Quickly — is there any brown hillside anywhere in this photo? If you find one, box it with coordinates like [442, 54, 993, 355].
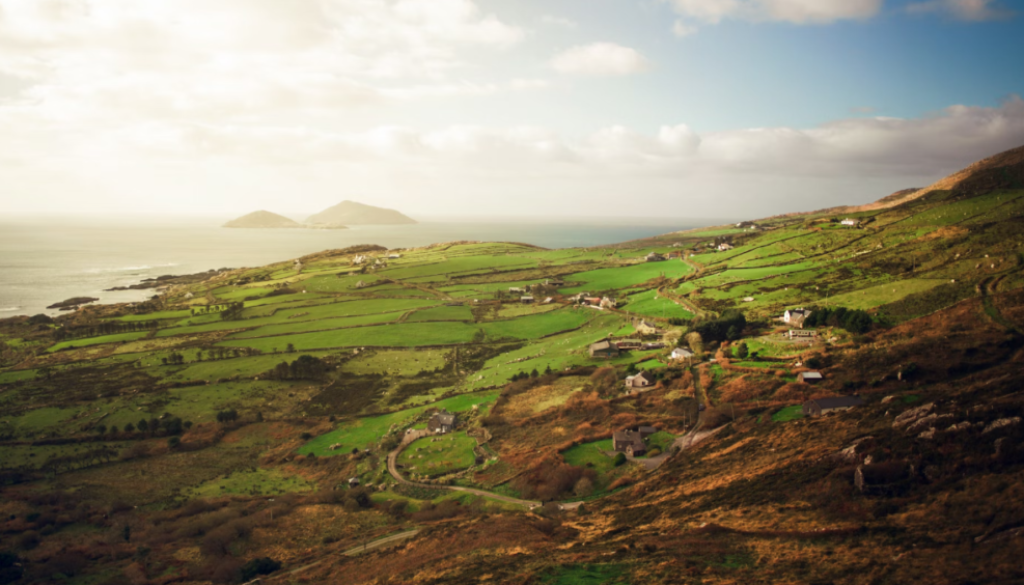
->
[851, 143, 1024, 212]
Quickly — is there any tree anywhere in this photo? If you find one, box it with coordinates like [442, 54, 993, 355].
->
[167, 436, 180, 449]
[613, 453, 627, 467]
[574, 476, 594, 498]
[256, 411, 264, 423]
[137, 419, 148, 432]
[95, 425, 107, 435]
[685, 331, 704, 356]
[286, 343, 296, 353]
[735, 342, 749, 359]
[124, 422, 135, 433]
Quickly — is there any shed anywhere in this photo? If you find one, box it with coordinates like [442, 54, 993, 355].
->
[803, 395, 864, 417]
[797, 371, 824, 384]
[637, 425, 657, 438]
[521, 296, 534, 304]
[589, 340, 620, 359]
[348, 477, 361, 487]
[615, 339, 642, 350]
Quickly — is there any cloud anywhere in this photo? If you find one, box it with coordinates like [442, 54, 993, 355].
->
[672, 20, 699, 37]
[541, 15, 578, 28]
[3, 96, 1023, 217]
[664, 0, 883, 35]
[906, 0, 1014, 21]
[550, 43, 649, 76]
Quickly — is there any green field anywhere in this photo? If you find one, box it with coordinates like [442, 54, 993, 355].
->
[298, 391, 499, 456]
[187, 468, 316, 498]
[398, 432, 478, 477]
[562, 261, 693, 294]
[561, 439, 615, 473]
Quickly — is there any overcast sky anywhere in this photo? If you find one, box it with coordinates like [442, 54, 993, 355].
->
[1, 0, 1023, 220]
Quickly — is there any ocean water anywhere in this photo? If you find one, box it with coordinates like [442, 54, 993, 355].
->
[0, 216, 718, 317]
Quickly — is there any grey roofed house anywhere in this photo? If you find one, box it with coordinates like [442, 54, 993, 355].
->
[612, 430, 647, 456]
[521, 296, 534, 303]
[645, 252, 667, 262]
[803, 395, 864, 417]
[637, 425, 657, 437]
[427, 409, 457, 433]
[589, 340, 620, 359]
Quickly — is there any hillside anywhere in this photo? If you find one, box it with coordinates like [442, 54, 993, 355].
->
[0, 145, 1022, 584]
[222, 210, 303, 229]
[305, 200, 417, 226]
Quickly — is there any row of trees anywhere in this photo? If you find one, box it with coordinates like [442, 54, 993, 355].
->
[261, 355, 329, 381]
[53, 319, 158, 341]
[803, 306, 874, 333]
[219, 302, 245, 321]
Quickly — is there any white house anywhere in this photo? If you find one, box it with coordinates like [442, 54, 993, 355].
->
[717, 243, 734, 251]
[671, 347, 694, 360]
[841, 219, 861, 227]
[624, 371, 655, 390]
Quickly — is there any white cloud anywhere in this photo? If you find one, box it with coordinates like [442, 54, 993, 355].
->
[664, 0, 883, 34]
[541, 15, 578, 28]
[550, 43, 649, 77]
[672, 20, 699, 37]
[906, 0, 1014, 21]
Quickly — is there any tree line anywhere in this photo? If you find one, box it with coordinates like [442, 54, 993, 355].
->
[53, 320, 158, 341]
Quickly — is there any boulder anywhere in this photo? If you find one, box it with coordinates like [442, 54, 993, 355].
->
[893, 403, 935, 430]
[983, 417, 1021, 434]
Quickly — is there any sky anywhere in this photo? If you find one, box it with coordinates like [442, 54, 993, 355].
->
[0, 0, 1023, 221]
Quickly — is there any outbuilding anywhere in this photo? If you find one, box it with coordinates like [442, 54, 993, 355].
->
[802, 395, 864, 417]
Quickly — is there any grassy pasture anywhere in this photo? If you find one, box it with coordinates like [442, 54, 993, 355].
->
[48, 331, 150, 353]
[561, 439, 615, 473]
[406, 305, 474, 322]
[772, 404, 805, 422]
[187, 468, 315, 498]
[562, 261, 693, 293]
[226, 310, 407, 339]
[341, 349, 448, 377]
[398, 432, 478, 477]
[299, 391, 498, 456]
[825, 278, 947, 310]
[158, 298, 438, 338]
[621, 289, 694, 320]
[0, 369, 37, 384]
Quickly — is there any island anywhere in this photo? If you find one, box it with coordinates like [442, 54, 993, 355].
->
[305, 200, 417, 226]
[223, 210, 306, 229]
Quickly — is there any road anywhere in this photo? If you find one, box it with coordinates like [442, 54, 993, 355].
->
[342, 529, 421, 556]
[386, 445, 542, 509]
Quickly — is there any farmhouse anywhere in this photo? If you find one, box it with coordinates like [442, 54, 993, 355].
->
[509, 287, 524, 294]
[717, 243, 734, 251]
[788, 329, 817, 341]
[841, 218, 861, 227]
[615, 339, 642, 351]
[600, 296, 618, 309]
[589, 340, 620, 359]
[803, 395, 863, 417]
[388, 253, 402, 259]
[625, 371, 655, 390]
[645, 252, 667, 262]
[583, 297, 602, 306]
[797, 371, 824, 384]
[521, 296, 534, 304]
[784, 308, 812, 327]
[633, 318, 661, 336]
[544, 278, 565, 287]
[671, 347, 694, 360]
[612, 430, 647, 457]
[427, 410, 457, 434]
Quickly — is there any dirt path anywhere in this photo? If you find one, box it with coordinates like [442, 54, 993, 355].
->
[386, 445, 542, 509]
[342, 529, 422, 556]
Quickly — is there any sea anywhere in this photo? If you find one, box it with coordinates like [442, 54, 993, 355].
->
[0, 216, 724, 317]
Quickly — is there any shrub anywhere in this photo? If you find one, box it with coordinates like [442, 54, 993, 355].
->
[0, 552, 23, 585]
[17, 531, 40, 551]
[240, 557, 281, 582]
[613, 453, 627, 467]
